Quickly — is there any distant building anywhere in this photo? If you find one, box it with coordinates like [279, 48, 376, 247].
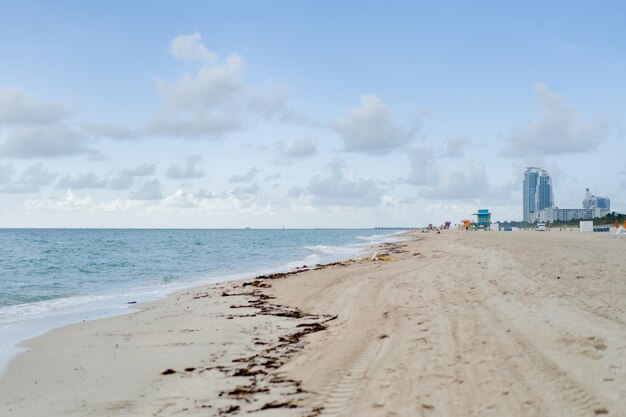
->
[523, 168, 539, 222]
[582, 188, 610, 211]
[523, 169, 611, 223]
[532, 188, 610, 223]
[523, 167, 553, 222]
[533, 207, 609, 223]
[536, 171, 554, 211]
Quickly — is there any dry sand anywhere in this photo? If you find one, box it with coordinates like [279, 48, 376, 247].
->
[1, 230, 625, 416]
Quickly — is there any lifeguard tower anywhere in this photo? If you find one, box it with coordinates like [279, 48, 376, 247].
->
[473, 209, 491, 230]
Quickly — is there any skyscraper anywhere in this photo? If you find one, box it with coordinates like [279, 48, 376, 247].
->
[523, 167, 553, 221]
[523, 167, 539, 222]
[535, 170, 554, 211]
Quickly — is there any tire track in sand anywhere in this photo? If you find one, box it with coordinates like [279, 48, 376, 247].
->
[317, 338, 388, 417]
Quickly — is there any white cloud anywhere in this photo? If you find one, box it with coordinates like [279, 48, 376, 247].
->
[247, 80, 291, 119]
[406, 146, 438, 186]
[109, 163, 157, 190]
[56, 172, 108, 189]
[148, 112, 241, 138]
[157, 189, 271, 215]
[195, 189, 220, 199]
[284, 136, 317, 158]
[289, 158, 384, 206]
[0, 164, 14, 184]
[0, 89, 67, 126]
[228, 167, 258, 183]
[420, 161, 502, 200]
[148, 50, 245, 139]
[0, 123, 95, 160]
[0, 163, 57, 193]
[232, 183, 260, 198]
[20, 163, 56, 186]
[148, 33, 298, 139]
[443, 137, 469, 158]
[332, 94, 422, 154]
[166, 155, 206, 179]
[25, 190, 94, 212]
[129, 178, 163, 200]
[18, 187, 267, 219]
[274, 136, 318, 164]
[155, 54, 245, 112]
[500, 83, 612, 157]
[263, 173, 283, 182]
[0, 90, 98, 160]
[83, 122, 137, 140]
[169, 32, 217, 64]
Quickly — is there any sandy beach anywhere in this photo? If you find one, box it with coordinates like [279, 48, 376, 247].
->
[1, 230, 626, 416]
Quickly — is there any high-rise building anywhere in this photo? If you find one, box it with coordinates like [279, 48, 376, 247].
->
[536, 170, 554, 211]
[523, 167, 539, 222]
[523, 167, 553, 221]
[583, 188, 610, 211]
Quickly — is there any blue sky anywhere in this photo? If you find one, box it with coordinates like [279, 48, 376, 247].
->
[0, 1, 624, 227]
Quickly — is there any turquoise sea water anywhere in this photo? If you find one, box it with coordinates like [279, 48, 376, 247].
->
[0, 228, 403, 373]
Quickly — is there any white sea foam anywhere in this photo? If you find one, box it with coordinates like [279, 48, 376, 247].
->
[357, 230, 409, 244]
[303, 244, 363, 256]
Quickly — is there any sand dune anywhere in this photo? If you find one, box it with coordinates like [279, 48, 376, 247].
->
[1, 230, 625, 416]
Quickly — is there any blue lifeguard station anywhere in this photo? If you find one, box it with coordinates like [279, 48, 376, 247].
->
[473, 209, 491, 229]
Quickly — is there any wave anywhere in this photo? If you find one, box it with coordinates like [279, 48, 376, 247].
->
[356, 230, 409, 244]
[303, 244, 363, 256]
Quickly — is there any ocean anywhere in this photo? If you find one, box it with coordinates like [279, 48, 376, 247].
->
[0, 228, 403, 374]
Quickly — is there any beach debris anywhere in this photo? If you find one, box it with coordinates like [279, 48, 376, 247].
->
[160, 368, 176, 375]
[210, 285, 338, 414]
[242, 280, 271, 288]
[221, 291, 256, 297]
[422, 403, 435, 410]
[127, 301, 137, 304]
[368, 251, 394, 262]
[296, 322, 327, 331]
[218, 404, 240, 414]
[184, 259, 354, 414]
[594, 409, 609, 415]
[257, 401, 298, 410]
[314, 261, 345, 270]
[220, 385, 269, 398]
[232, 367, 266, 377]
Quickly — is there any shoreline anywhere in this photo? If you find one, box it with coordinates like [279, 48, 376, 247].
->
[0, 230, 407, 376]
[0, 237, 409, 416]
[2, 230, 625, 416]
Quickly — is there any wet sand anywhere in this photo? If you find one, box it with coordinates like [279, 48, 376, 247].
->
[1, 230, 626, 416]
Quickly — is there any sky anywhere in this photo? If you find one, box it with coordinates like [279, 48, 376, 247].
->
[0, 1, 625, 228]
